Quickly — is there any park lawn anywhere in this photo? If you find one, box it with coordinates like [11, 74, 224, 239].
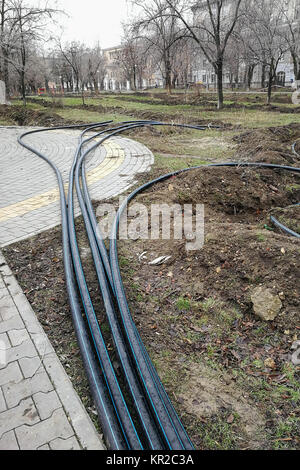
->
[5, 93, 299, 163]
[129, 127, 237, 164]
[27, 92, 300, 129]
[13, 99, 46, 110]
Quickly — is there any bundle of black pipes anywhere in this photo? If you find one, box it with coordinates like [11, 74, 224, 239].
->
[18, 121, 300, 450]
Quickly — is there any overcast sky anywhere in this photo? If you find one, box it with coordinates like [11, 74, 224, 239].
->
[53, 0, 136, 49]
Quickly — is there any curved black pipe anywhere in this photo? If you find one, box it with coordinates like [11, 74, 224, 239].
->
[18, 123, 128, 450]
[74, 137, 163, 449]
[67, 125, 143, 450]
[77, 122, 300, 450]
[76, 121, 220, 450]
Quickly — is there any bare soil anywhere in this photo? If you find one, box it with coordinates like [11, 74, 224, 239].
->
[0, 104, 72, 126]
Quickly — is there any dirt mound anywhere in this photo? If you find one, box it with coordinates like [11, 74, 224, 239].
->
[0, 104, 67, 126]
[131, 164, 299, 334]
[137, 167, 299, 222]
[130, 91, 295, 110]
[115, 156, 299, 449]
[234, 124, 300, 166]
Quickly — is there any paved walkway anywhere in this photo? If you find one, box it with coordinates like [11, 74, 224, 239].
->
[0, 253, 104, 450]
[0, 127, 154, 247]
[0, 126, 154, 450]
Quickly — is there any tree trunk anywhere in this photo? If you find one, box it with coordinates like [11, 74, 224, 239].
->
[267, 58, 274, 105]
[133, 66, 137, 90]
[247, 64, 255, 90]
[3, 52, 9, 98]
[164, 53, 172, 94]
[93, 79, 99, 93]
[20, 70, 26, 106]
[216, 59, 224, 110]
[261, 64, 266, 89]
[165, 68, 172, 94]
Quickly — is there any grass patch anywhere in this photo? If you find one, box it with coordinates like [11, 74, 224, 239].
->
[55, 108, 134, 124]
[196, 412, 241, 450]
[176, 297, 191, 311]
[27, 92, 300, 129]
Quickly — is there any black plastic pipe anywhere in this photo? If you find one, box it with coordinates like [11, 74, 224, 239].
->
[18, 123, 128, 450]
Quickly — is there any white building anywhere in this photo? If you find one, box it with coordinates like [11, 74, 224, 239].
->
[191, 0, 300, 89]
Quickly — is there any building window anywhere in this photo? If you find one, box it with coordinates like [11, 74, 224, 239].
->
[202, 74, 207, 83]
[277, 71, 286, 86]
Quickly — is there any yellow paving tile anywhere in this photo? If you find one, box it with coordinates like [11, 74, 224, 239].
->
[0, 142, 125, 223]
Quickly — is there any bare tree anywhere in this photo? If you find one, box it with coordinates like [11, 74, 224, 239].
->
[86, 43, 106, 93]
[282, 0, 300, 84]
[0, 0, 15, 96]
[224, 33, 242, 90]
[243, 0, 287, 104]
[171, 37, 193, 88]
[116, 30, 147, 90]
[131, 0, 186, 93]
[0, 0, 60, 102]
[238, 26, 259, 90]
[55, 40, 90, 103]
[166, 0, 244, 109]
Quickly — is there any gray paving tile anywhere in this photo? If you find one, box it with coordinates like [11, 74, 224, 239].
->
[8, 328, 30, 346]
[0, 398, 40, 438]
[0, 339, 37, 370]
[18, 356, 44, 379]
[0, 430, 19, 450]
[49, 435, 80, 450]
[0, 387, 6, 412]
[0, 361, 23, 387]
[15, 408, 73, 450]
[0, 128, 154, 247]
[0, 315, 25, 334]
[3, 370, 53, 408]
[33, 390, 62, 420]
[38, 443, 50, 450]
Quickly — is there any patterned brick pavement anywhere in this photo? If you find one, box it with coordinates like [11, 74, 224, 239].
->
[0, 127, 154, 247]
[0, 253, 104, 450]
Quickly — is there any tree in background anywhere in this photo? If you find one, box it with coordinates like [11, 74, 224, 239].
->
[0, 0, 60, 103]
[282, 0, 300, 84]
[54, 40, 107, 102]
[86, 43, 106, 93]
[130, 0, 187, 93]
[243, 0, 287, 104]
[166, 0, 244, 109]
[115, 28, 147, 90]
